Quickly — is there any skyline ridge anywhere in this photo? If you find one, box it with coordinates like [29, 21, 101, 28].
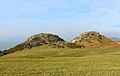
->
[0, 0, 120, 50]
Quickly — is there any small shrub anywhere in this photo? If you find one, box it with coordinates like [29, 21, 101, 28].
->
[66, 43, 83, 48]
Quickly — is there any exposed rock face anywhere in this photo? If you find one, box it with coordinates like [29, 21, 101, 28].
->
[71, 31, 116, 48]
[1, 32, 119, 56]
[25, 33, 65, 47]
[1, 33, 66, 55]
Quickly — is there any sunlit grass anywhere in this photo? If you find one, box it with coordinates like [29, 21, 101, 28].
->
[0, 47, 120, 76]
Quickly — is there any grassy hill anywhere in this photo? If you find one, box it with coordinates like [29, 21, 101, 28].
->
[0, 31, 120, 76]
[1, 33, 66, 56]
[0, 46, 120, 76]
[1, 31, 119, 56]
[1, 33, 83, 56]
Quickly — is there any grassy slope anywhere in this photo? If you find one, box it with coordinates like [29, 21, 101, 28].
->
[0, 46, 120, 76]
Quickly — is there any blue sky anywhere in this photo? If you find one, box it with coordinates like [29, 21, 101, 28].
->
[0, 0, 120, 50]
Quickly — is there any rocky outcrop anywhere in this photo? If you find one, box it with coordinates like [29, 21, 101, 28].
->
[1, 33, 66, 55]
[1, 31, 119, 56]
[24, 33, 84, 48]
[25, 33, 65, 47]
[71, 31, 116, 48]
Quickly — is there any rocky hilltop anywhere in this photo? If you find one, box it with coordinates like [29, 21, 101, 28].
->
[1, 33, 66, 55]
[71, 31, 119, 48]
[25, 33, 65, 47]
[1, 33, 82, 56]
[1, 31, 119, 56]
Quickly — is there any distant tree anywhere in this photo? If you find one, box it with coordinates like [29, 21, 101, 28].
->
[66, 43, 83, 48]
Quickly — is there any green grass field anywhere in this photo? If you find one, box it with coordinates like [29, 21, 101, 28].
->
[0, 46, 120, 76]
